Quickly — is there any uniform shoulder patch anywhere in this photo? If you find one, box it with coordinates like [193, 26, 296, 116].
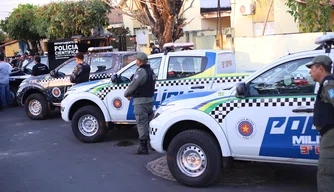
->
[323, 80, 328, 87]
[328, 88, 334, 99]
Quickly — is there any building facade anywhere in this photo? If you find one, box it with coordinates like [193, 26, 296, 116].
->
[122, 0, 233, 52]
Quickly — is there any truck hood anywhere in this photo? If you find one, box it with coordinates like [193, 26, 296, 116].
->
[19, 74, 50, 86]
[68, 79, 110, 93]
[9, 74, 31, 80]
[161, 90, 234, 110]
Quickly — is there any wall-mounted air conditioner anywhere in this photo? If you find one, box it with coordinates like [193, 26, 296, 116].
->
[239, 4, 255, 16]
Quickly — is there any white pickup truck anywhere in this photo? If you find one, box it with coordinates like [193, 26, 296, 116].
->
[60, 49, 249, 143]
[149, 34, 334, 187]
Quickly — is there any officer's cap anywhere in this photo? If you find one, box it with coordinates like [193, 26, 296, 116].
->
[149, 42, 154, 48]
[135, 52, 148, 61]
[306, 55, 333, 68]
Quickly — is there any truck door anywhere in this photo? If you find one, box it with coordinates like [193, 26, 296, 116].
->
[156, 54, 213, 105]
[225, 57, 319, 162]
[106, 57, 163, 122]
[48, 58, 77, 104]
[89, 55, 115, 80]
[210, 52, 245, 90]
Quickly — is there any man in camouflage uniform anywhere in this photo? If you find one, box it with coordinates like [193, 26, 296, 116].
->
[124, 52, 156, 155]
[307, 55, 334, 192]
[70, 52, 90, 84]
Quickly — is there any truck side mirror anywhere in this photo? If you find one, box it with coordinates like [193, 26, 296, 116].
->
[111, 74, 118, 84]
[50, 70, 56, 77]
[235, 82, 247, 98]
[23, 67, 29, 74]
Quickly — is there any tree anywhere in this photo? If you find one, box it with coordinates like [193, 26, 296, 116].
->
[38, 0, 112, 39]
[285, 0, 333, 32]
[0, 4, 44, 52]
[104, 0, 195, 48]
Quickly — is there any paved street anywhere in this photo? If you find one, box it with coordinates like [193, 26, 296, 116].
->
[0, 106, 318, 192]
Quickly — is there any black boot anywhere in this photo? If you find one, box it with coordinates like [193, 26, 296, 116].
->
[136, 140, 148, 155]
[148, 141, 155, 151]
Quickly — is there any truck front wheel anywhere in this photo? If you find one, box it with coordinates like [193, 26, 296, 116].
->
[167, 129, 222, 187]
[72, 106, 108, 143]
[24, 93, 48, 120]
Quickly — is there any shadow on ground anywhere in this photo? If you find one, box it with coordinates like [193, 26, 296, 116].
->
[147, 156, 317, 187]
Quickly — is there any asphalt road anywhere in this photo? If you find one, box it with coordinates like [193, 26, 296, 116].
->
[0, 106, 317, 192]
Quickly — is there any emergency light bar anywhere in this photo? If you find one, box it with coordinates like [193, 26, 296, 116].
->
[315, 34, 334, 44]
[163, 42, 194, 49]
[87, 46, 113, 52]
[315, 34, 334, 53]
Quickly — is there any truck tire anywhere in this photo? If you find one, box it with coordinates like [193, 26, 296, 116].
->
[10, 86, 18, 106]
[24, 93, 48, 120]
[167, 129, 222, 187]
[72, 106, 108, 143]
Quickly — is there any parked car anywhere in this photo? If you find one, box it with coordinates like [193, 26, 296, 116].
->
[17, 51, 137, 120]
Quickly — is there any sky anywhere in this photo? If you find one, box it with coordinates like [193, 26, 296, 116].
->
[0, 0, 232, 21]
[0, 0, 57, 20]
[200, 0, 231, 8]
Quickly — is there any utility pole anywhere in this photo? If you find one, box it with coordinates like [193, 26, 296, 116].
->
[217, 0, 223, 49]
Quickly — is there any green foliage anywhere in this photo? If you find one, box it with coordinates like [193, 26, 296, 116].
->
[0, 0, 112, 42]
[285, 0, 333, 32]
[0, 31, 7, 42]
[0, 4, 43, 41]
[39, 0, 111, 39]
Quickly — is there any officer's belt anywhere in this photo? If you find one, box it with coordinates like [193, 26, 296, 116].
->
[319, 126, 334, 136]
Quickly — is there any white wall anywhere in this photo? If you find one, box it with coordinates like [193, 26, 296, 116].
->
[273, 0, 299, 34]
[234, 32, 330, 71]
[182, 0, 202, 31]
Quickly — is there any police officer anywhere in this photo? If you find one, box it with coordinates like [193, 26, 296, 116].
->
[31, 55, 49, 76]
[70, 52, 91, 84]
[307, 55, 334, 192]
[124, 52, 155, 155]
[150, 43, 160, 54]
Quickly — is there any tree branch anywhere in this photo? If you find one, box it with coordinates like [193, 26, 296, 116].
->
[179, 0, 195, 17]
[102, 0, 193, 47]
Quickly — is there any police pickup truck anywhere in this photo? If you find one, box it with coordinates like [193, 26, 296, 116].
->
[148, 34, 334, 187]
[60, 49, 249, 143]
[17, 51, 136, 120]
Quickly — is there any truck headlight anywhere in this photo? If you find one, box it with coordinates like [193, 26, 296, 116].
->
[153, 104, 174, 119]
[63, 89, 76, 99]
[18, 80, 28, 88]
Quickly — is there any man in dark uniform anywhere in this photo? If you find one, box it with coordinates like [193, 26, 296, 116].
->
[70, 52, 91, 84]
[31, 55, 49, 76]
[307, 55, 334, 192]
[150, 43, 160, 54]
[124, 52, 156, 155]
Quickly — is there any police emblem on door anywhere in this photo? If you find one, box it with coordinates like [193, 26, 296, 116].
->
[112, 97, 123, 110]
[52, 87, 61, 98]
[236, 118, 256, 139]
